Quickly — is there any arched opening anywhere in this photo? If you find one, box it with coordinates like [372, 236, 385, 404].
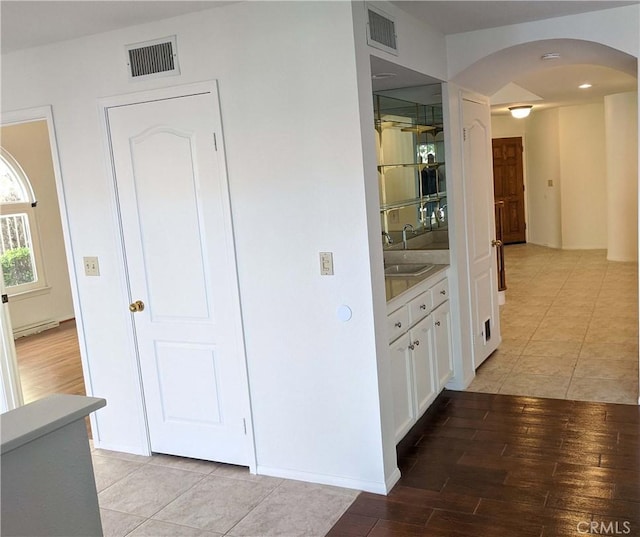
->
[460, 39, 638, 404]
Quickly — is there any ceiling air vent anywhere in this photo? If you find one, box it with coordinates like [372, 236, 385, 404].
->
[366, 5, 398, 55]
[125, 36, 180, 81]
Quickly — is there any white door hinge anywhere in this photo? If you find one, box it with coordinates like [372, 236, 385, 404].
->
[242, 418, 247, 435]
[213, 132, 218, 151]
[463, 128, 467, 141]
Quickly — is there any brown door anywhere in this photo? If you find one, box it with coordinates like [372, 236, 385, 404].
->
[492, 137, 526, 244]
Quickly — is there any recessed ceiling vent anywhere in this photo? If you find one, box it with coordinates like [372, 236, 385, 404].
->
[125, 36, 180, 81]
[366, 5, 398, 55]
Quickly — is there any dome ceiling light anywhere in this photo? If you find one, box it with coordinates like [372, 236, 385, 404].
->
[509, 105, 533, 119]
[579, 83, 593, 89]
[541, 52, 561, 61]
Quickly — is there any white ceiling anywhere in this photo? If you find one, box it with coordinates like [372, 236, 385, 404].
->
[2, 1, 638, 114]
[379, 2, 639, 114]
[392, 1, 639, 35]
[0, 1, 230, 54]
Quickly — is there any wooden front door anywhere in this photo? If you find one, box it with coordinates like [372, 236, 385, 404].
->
[492, 137, 526, 244]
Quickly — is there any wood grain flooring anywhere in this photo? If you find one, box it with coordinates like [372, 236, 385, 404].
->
[328, 389, 640, 537]
[15, 319, 86, 404]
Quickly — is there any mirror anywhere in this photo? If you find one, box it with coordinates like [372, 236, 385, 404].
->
[374, 86, 448, 250]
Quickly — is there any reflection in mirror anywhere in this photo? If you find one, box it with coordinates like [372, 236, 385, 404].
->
[374, 86, 448, 250]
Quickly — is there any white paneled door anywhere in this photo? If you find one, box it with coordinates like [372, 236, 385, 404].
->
[107, 88, 251, 465]
[462, 95, 501, 369]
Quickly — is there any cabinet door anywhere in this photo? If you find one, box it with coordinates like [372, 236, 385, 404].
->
[409, 315, 437, 417]
[433, 301, 453, 390]
[389, 333, 415, 443]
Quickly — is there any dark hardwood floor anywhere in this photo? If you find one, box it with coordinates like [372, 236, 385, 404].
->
[328, 390, 640, 537]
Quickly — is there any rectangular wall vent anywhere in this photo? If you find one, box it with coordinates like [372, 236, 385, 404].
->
[125, 36, 180, 81]
[366, 5, 398, 55]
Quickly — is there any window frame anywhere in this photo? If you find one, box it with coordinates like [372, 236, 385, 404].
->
[0, 147, 46, 295]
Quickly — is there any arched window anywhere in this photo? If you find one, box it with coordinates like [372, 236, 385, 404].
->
[0, 148, 44, 294]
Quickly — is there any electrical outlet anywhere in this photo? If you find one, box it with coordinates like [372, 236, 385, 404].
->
[83, 256, 100, 277]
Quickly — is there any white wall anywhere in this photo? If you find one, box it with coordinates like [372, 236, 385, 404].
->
[1, 2, 395, 492]
[0, 121, 75, 332]
[491, 115, 526, 139]
[517, 110, 562, 248]
[559, 104, 608, 249]
[606, 92, 639, 261]
[492, 99, 637, 249]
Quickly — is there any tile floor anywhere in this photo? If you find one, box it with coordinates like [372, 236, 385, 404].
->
[94, 243, 638, 537]
[93, 446, 358, 537]
[468, 244, 639, 404]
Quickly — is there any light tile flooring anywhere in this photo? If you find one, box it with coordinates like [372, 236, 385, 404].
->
[468, 244, 639, 404]
[93, 446, 358, 537]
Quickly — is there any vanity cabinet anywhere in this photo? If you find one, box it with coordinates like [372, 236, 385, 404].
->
[387, 272, 452, 443]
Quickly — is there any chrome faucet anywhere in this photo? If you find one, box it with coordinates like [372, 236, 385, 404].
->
[402, 224, 415, 250]
[382, 231, 393, 245]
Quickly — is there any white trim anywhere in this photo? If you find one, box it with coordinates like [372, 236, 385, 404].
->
[256, 465, 395, 494]
[0, 106, 86, 416]
[13, 320, 59, 340]
[7, 285, 52, 301]
[0, 279, 23, 412]
[97, 81, 257, 469]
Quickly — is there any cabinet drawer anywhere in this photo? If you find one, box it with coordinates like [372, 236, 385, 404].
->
[387, 306, 409, 343]
[430, 278, 449, 309]
[408, 291, 433, 325]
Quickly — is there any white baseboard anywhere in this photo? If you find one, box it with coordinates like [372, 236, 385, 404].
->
[256, 465, 392, 494]
[13, 320, 59, 339]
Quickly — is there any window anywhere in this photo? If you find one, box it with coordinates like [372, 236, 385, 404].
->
[0, 148, 43, 294]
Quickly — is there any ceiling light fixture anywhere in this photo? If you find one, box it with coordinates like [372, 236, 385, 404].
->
[371, 72, 396, 80]
[579, 83, 592, 89]
[509, 105, 533, 119]
[541, 52, 561, 61]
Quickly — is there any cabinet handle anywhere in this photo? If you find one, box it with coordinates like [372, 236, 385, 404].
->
[413, 339, 420, 346]
[435, 321, 441, 327]
[419, 304, 427, 310]
[395, 321, 402, 328]
[408, 343, 414, 350]
[440, 290, 446, 295]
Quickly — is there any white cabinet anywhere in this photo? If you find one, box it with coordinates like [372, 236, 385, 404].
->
[388, 333, 414, 441]
[410, 315, 437, 417]
[387, 272, 452, 443]
[433, 300, 453, 388]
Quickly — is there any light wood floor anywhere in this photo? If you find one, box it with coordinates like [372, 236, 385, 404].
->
[15, 319, 86, 404]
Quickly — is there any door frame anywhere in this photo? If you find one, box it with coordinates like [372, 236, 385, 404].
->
[0, 106, 89, 413]
[98, 81, 256, 470]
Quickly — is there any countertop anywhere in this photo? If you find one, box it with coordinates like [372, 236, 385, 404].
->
[385, 263, 449, 303]
[1, 394, 106, 454]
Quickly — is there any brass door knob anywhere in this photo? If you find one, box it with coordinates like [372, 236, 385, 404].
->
[491, 239, 503, 247]
[129, 300, 145, 313]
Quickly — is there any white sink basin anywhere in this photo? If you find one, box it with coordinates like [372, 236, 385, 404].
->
[384, 263, 435, 277]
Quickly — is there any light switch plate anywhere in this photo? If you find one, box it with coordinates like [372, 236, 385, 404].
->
[319, 252, 334, 275]
[83, 256, 100, 276]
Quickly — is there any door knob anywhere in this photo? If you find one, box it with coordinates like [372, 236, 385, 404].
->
[491, 239, 503, 247]
[129, 300, 145, 313]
